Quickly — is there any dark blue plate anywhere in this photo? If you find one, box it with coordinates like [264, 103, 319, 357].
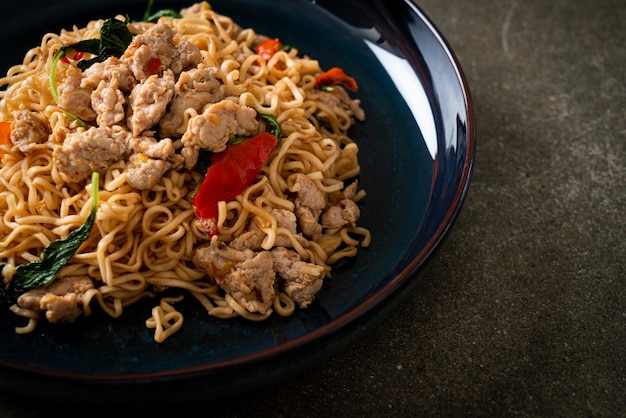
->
[0, 0, 475, 404]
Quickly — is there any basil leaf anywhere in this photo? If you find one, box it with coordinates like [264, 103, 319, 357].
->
[11, 173, 100, 290]
[258, 113, 282, 143]
[64, 39, 100, 56]
[228, 136, 247, 146]
[50, 16, 133, 124]
[76, 57, 103, 71]
[145, 9, 182, 23]
[143, 0, 182, 22]
[62, 16, 133, 71]
[195, 149, 213, 174]
[98, 16, 134, 57]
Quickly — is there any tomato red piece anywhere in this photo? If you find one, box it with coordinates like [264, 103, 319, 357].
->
[255, 38, 282, 62]
[315, 67, 359, 92]
[146, 57, 161, 75]
[0, 121, 12, 158]
[60, 50, 85, 64]
[192, 132, 279, 236]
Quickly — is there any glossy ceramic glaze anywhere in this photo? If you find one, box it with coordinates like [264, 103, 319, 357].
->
[0, 0, 475, 403]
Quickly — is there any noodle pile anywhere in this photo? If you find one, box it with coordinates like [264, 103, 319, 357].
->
[0, 2, 369, 342]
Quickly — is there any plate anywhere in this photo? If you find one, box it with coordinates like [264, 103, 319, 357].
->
[0, 0, 475, 404]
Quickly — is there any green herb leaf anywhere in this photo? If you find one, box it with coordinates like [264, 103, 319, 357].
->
[49, 16, 133, 126]
[145, 9, 182, 23]
[143, 0, 182, 22]
[54, 16, 133, 72]
[194, 149, 213, 175]
[11, 173, 100, 290]
[65, 39, 101, 56]
[258, 113, 282, 143]
[228, 136, 247, 146]
[191, 150, 212, 198]
[76, 16, 133, 70]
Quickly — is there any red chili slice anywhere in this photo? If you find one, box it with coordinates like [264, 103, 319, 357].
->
[315, 67, 359, 92]
[0, 121, 12, 158]
[146, 57, 161, 75]
[255, 38, 282, 62]
[192, 132, 279, 236]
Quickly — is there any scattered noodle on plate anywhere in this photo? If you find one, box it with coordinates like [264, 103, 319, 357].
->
[0, 1, 369, 342]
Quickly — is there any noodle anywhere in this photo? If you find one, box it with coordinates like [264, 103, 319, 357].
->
[0, 2, 369, 342]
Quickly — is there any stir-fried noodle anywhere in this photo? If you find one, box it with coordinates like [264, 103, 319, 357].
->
[0, 2, 369, 342]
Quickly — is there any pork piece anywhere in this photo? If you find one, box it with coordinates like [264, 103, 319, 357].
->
[292, 174, 325, 212]
[291, 173, 326, 240]
[53, 126, 130, 182]
[181, 100, 259, 169]
[321, 199, 360, 229]
[271, 247, 325, 308]
[296, 206, 322, 240]
[57, 65, 97, 122]
[159, 64, 224, 138]
[194, 237, 276, 314]
[125, 154, 168, 190]
[121, 22, 180, 82]
[17, 276, 94, 324]
[81, 57, 136, 92]
[320, 180, 360, 228]
[125, 136, 183, 190]
[171, 37, 203, 75]
[91, 78, 126, 127]
[228, 227, 265, 251]
[229, 209, 304, 251]
[341, 180, 358, 200]
[316, 86, 365, 122]
[127, 70, 175, 136]
[272, 208, 302, 247]
[9, 110, 50, 153]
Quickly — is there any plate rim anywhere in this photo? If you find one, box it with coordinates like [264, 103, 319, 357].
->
[0, 0, 476, 391]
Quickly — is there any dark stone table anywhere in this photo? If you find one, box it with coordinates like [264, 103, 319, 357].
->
[1, 0, 624, 416]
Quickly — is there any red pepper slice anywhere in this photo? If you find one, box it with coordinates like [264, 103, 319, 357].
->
[192, 132, 279, 236]
[255, 38, 282, 62]
[0, 121, 11, 158]
[60, 50, 85, 64]
[315, 67, 358, 92]
[146, 57, 161, 75]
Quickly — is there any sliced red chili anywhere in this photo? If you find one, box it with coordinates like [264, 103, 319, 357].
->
[0, 121, 12, 158]
[60, 50, 85, 64]
[255, 38, 282, 62]
[192, 132, 279, 236]
[146, 57, 161, 75]
[315, 67, 359, 92]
